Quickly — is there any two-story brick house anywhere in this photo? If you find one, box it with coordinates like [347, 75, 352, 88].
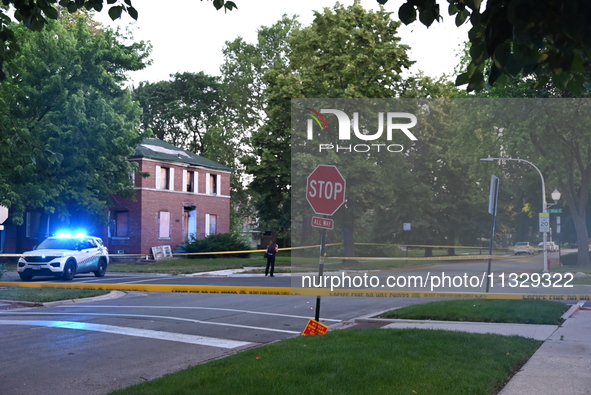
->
[1, 137, 232, 257]
[102, 137, 232, 256]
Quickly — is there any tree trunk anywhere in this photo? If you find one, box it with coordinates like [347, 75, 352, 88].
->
[572, 211, 590, 266]
[559, 179, 590, 267]
[342, 227, 356, 264]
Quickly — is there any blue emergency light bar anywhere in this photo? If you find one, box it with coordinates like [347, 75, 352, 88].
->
[55, 231, 87, 239]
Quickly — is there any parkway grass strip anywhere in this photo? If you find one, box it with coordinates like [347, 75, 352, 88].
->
[109, 328, 541, 395]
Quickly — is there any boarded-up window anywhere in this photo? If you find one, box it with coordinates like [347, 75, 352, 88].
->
[209, 214, 217, 235]
[114, 211, 129, 237]
[156, 166, 174, 190]
[210, 174, 216, 194]
[159, 211, 170, 238]
[25, 212, 41, 239]
[205, 214, 217, 236]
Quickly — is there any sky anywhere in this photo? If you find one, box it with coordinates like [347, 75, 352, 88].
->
[95, 0, 470, 85]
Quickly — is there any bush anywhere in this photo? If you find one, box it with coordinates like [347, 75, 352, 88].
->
[183, 233, 252, 258]
[560, 251, 591, 266]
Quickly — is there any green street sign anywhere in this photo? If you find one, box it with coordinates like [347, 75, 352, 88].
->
[547, 209, 562, 213]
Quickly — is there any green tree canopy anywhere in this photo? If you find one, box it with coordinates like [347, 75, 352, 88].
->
[134, 71, 253, 233]
[134, 72, 222, 156]
[0, 13, 150, 224]
[382, 0, 591, 93]
[244, 2, 418, 243]
[6, 1, 591, 94]
[219, 15, 300, 238]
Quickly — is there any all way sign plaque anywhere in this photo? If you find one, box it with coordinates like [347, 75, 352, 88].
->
[311, 216, 334, 230]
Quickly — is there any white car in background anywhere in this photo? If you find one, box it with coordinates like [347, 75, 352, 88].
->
[514, 242, 534, 255]
[538, 241, 558, 252]
[18, 233, 109, 281]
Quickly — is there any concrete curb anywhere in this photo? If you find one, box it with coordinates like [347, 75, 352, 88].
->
[0, 290, 126, 309]
[41, 290, 127, 307]
[560, 300, 585, 320]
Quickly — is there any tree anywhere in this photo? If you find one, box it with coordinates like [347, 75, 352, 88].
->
[0, 13, 149, 225]
[253, 2, 417, 249]
[134, 72, 222, 155]
[221, 16, 299, 241]
[220, 14, 299, 134]
[379, 0, 591, 93]
[498, 100, 591, 266]
[134, 71, 252, 233]
[454, 46, 591, 266]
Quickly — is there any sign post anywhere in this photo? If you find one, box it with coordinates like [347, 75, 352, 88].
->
[306, 165, 346, 323]
[403, 223, 411, 266]
[557, 215, 561, 264]
[486, 175, 499, 292]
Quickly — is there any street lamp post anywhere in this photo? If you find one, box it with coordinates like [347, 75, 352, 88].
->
[480, 157, 560, 272]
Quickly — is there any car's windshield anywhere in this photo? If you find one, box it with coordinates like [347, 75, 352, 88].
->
[516, 242, 528, 246]
[36, 238, 81, 250]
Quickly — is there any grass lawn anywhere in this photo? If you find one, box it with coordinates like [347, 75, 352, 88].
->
[0, 287, 109, 302]
[108, 328, 541, 395]
[2, 250, 513, 277]
[106, 256, 293, 275]
[379, 299, 570, 325]
[549, 264, 591, 285]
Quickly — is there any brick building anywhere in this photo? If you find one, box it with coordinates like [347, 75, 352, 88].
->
[2, 137, 232, 257]
[101, 137, 232, 256]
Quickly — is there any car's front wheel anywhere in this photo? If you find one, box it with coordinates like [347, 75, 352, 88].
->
[19, 273, 33, 281]
[94, 259, 107, 277]
[62, 261, 76, 281]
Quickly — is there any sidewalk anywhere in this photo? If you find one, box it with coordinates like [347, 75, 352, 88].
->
[499, 306, 591, 395]
[352, 302, 591, 394]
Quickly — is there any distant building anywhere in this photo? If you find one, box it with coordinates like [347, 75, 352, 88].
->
[2, 137, 232, 257]
[103, 137, 232, 257]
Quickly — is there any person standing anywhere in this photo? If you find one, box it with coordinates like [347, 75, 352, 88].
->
[265, 241, 279, 277]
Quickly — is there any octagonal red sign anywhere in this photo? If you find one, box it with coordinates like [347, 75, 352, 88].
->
[306, 165, 346, 216]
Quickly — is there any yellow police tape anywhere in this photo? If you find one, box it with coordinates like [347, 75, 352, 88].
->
[0, 242, 515, 259]
[0, 281, 588, 301]
[325, 254, 531, 261]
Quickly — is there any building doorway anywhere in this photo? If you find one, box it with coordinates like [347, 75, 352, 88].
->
[184, 206, 197, 241]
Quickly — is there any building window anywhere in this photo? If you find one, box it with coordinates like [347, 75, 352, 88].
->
[114, 211, 129, 237]
[207, 173, 220, 195]
[160, 167, 170, 189]
[25, 212, 41, 239]
[205, 214, 217, 236]
[183, 170, 195, 193]
[158, 211, 170, 239]
[155, 166, 174, 190]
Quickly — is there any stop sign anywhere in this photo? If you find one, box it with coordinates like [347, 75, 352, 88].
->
[306, 165, 346, 216]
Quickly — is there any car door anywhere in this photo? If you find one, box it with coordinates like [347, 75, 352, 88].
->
[77, 238, 99, 273]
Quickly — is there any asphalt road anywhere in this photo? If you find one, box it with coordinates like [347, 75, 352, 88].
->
[292, 250, 586, 295]
[0, 275, 427, 395]
[0, 250, 586, 395]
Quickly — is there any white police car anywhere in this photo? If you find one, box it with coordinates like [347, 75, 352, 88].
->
[18, 232, 109, 281]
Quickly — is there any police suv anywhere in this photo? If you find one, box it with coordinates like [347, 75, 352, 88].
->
[18, 233, 109, 281]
